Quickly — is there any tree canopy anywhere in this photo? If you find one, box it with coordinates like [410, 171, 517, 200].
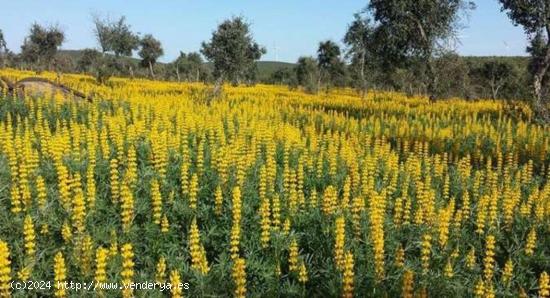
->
[344, 14, 374, 96]
[317, 40, 346, 90]
[499, 0, 550, 121]
[173, 51, 205, 82]
[201, 16, 266, 85]
[92, 15, 140, 79]
[20, 23, 65, 71]
[138, 34, 164, 79]
[0, 29, 6, 53]
[366, 0, 475, 99]
[295, 56, 319, 94]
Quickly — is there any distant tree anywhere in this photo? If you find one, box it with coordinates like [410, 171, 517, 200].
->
[20, 23, 65, 71]
[77, 48, 101, 73]
[433, 51, 471, 99]
[92, 15, 139, 77]
[93, 15, 114, 54]
[295, 56, 319, 94]
[185, 52, 205, 82]
[499, 0, 550, 121]
[367, 0, 475, 100]
[317, 40, 345, 91]
[344, 14, 374, 97]
[173, 51, 205, 82]
[109, 17, 140, 58]
[0, 30, 5, 52]
[0, 29, 7, 67]
[473, 60, 515, 100]
[201, 16, 266, 86]
[270, 67, 296, 86]
[138, 34, 163, 79]
[51, 54, 74, 74]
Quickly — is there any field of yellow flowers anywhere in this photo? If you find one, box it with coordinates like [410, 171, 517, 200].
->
[0, 68, 549, 297]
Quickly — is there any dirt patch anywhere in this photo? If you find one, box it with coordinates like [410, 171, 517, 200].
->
[1, 77, 92, 102]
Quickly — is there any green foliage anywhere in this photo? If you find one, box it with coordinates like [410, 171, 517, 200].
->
[0, 29, 6, 54]
[344, 14, 374, 96]
[91, 15, 140, 79]
[471, 59, 517, 99]
[201, 16, 266, 85]
[295, 56, 319, 94]
[20, 23, 65, 71]
[0, 29, 8, 68]
[138, 34, 164, 79]
[367, 0, 475, 98]
[76, 49, 101, 73]
[268, 67, 297, 87]
[317, 40, 346, 90]
[499, 0, 550, 121]
[172, 52, 207, 82]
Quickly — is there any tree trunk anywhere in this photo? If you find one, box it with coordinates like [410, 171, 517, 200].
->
[412, 16, 437, 101]
[176, 66, 180, 82]
[532, 26, 550, 122]
[129, 65, 134, 79]
[490, 79, 497, 100]
[359, 51, 367, 99]
[196, 69, 200, 82]
[317, 72, 322, 95]
[148, 61, 155, 79]
[426, 56, 437, 101]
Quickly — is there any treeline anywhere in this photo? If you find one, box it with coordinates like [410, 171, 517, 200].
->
[267, 51, 531, 101]
[0, 16, 262, 86]
[1, 1, 550, 120]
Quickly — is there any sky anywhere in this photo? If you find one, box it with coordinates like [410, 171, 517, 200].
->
[0, 0, 529, 63]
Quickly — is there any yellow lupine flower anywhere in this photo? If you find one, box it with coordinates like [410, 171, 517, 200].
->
[342, 251, 354, 298]
[0, 241, 11, 297]
[155, 256, 167, 284]
[23, 215, 36, 257]
[120, 243, 134, 298]
[53, 252, 66, 298]
[232, 257, 246, 298]
[170, 270, 183, 298]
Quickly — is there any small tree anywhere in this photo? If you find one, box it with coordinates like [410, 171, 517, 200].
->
[77, 48, 101, 73]
[270, 67, 296, 86]
[201, 16, 266, 86]
[0, 29, 7, 68]
[344, 14, 374, 97]
[92, 15, 139, 78]
[499, 0, 550, 121]
[295, 56, 319, 94]
[317, 40, 345, 91]
[93, 15, 114, 54]
[474, 60, 515, 100]
[20, 23, 65, 71]
[433, 51, 471, 99]
[138, 34, 163, 79]
[173, 51, 205, 82]
[367, 0, 474, 100]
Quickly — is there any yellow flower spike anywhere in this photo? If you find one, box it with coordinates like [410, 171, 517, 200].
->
[0, 241, 11, 297]
[334, 216, 346, 271]
[120, 244, 134, 298]
[95, 247, 109, 287]
[232, 257, 246, 298]
[170, 269, 183, 298]
[53, 252, 67, 298]
[342, 251, 354, 298]
[155, 256, 167, 284]
[23, 215, 36, 258]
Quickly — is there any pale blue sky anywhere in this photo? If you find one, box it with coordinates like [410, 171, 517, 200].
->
[0, 0, 528, 63]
